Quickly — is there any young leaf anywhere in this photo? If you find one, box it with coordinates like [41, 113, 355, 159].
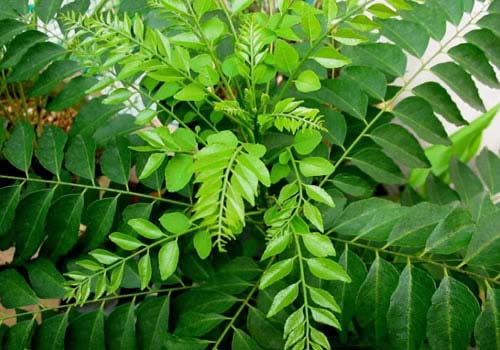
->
[309, 286, 340, 312]
[158, 240, 179, 280]
[356, 257, 399, 346]
[35, 125, 67, 178]
[295, 70, 321, 93]
[128, 218, 164, 239]
[304, 184, 334, 207]
[299, 157, 334, 177]
[261, 234, 291, 261]
[139, 153, 166, 180]
[159, 212, 190, 234]
[136, 296, 170, 350]
[173, 83, 206, 101]
[165, 154, 193, 192]
[260, 258, 295, 289]
[193, 230, 212, 259]
[310, 307, 341, 329]
[138, 252, 152, 290]
[427, 277, 480, 350]
[387, 264, 435, 350]
[311, 47, 351, 69]
[0, 269, 38, 308]
[302, 233, 335, 258]
[267, 282, 299, 317]
[109, 232, 144, 251]
[306, 258, 351, 282]
[303, 201, 324, 232]
[3, 120, 35, 172]
[293, 129, 322, 155]
[274, 39, 299, 74]
[106, 302, 137, 350]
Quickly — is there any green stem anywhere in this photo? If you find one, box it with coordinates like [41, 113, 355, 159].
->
[0, 174, 190, 207]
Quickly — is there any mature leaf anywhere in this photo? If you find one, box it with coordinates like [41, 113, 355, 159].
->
[100, 137, 131, 185]
[43, 193, 84, 259]
[413, 82, 466, 126]
[35, 125, 67, 178]
[175, 290, 238, 315]
[342, 43, 407, 77]
[65, 134, 96, 181]
[47, 76, 98, 111]
[379, 18, 429, 57]
[465, 29, 500, 70]
[0, 269, 38, 308]
[427, 277, 480, 350]
[4, 319, 35, 350]
[8, 42, 65, 82]
[247, 307, 285, 350]
[351, 148, 405, 184]
[3, 120, 35, 172]
[0, 185, 21, 236]
[0, 30, 47, 69]
[401, 2, 446, 40]
[14, 189, 54, 262]
[26, 258, 66, 298]
[29, 59, 81, 96]
[341, 65, 387, 100]
[475, 286, 500, 350]
[37, 0, 63, 23]
[356, 257, 399, 346]
[68, 310, 105, 350]
[431, 62, 485, 111]
[393, 97, 450, 145]
[232, 328, 264, 350]
[462, 209, 500, 267]
[0, 19, 28, 46]
[260, 258, 294, 289]
[34, 314, 68, 350]
[69, 98, 123, 138]
[106, 302, 137, 350]
[448, 43, 500, 88]
[449, 157, 483, 206]
[323, 79, 368, 120]
[476, 148, 500, 194]
[80, 197, 117, 251]
[175, 312, 226, 337]
[328, 249, 367, 330]
[137, 296, 170, 350]
[370, 124, 430, 168]
[477, 13, 500, 37]
[387, 264, 435, 350]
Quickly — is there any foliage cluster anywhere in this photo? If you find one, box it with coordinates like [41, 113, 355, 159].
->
[0, 0, 500, 349]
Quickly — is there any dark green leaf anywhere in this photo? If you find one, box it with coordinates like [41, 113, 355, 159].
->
[351, 148, 405, 184]
[247, 307, 285, 350]
[175, 312, 226, 337]
[431, 62, 485, 111]
[341, 65, 387, 100]
[0, 269, 38, 308]
[69, 97, 123, 138]
[379, 18, 429, 57]
[0, 30, 47, 69]
[401, 2, 446, 40]
[475, 286, 500, 350]
[37, 0, 63, 23]
[448, 43, 499, 88]
[387, 264, 435, 350]
[477, 13, 500, 36]
[463, 209, 500, 267]
[80, 197, 117, 251]
[4, 319, 35, 350]
[427, 277, 480, 350]
[465, 29, 500, 70]
[413, 82, 466, 126]
[106, 302, 137, 350]
[29, 59, 81, 96]
[393, 96, 451, 145]
[68, 310, 105, 350]
[34, 314, 68, 350]
[3, 120, 35, 172]
[8, 42, 65, 82]
[476, 148, 500, 194]
[232, 328, 263, 350]
[35, 125, 67, 178]
[137, 296, 170, 350]
[0, 19, 27, 46]
[431, 0, 463, 25]
[26, 258, 66, 298]
[356, 257, 399, 346]
[342, 43, 407, 77]
[100, 137, 131, 185]
[0, 185, 21, 236]
[47, 76, 98, 111]
[370, 124, 430, 168]
[175, 290, 238, 315]
[449, 157, 484, 206]
[65, 134, 96, 181]
[323, 78, 368, 120]
[165, 154, 193, 192]
[14, 189, 54, 262]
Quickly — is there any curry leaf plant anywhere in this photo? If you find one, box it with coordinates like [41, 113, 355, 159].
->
[0, 0, 500, 349]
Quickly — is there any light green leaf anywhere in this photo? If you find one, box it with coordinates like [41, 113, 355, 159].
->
[4, 120, 34, 172]
[309, 286, 340, 312]
[310, 307, 341, 329]
[387, 264, 435, 350]
[159, 212, 191, 234]
[302, 233, 335, 258]
[193, 230, 212, 259]
[65, 134, 96, 181]
[302, 10, 321, 42]
[260, 258, 295, 289]
[138, 253, 152, 290]
[356, 257, 399, 346]
[393, 96, 451, 145]
[267, 282, 299, 317]
[413, 82, 466, 126]
[299, 157, 334, 177]
[306, 258, 351, 282]
[304, 184, 334, 207]
[110, 232, 144, 250]
[230, 0, 253, 12]
[311, 47, 350, 69]
[427, 277, 480, 350]
[293, 129, 322, 155]
[261, 234, 291, 261]
[274, 39, 299, 74]
[351, 148, 405, 184]
[158, 240, 179, 280]
[295, 70, 321, 93]
[139, 153, 166, 180]
[128, 218, 164, 239]
[173, 83, 206, 101]
[165, 154, 193, 192]
[303, 201, 324, 232]
[431, 62, 485, 112]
